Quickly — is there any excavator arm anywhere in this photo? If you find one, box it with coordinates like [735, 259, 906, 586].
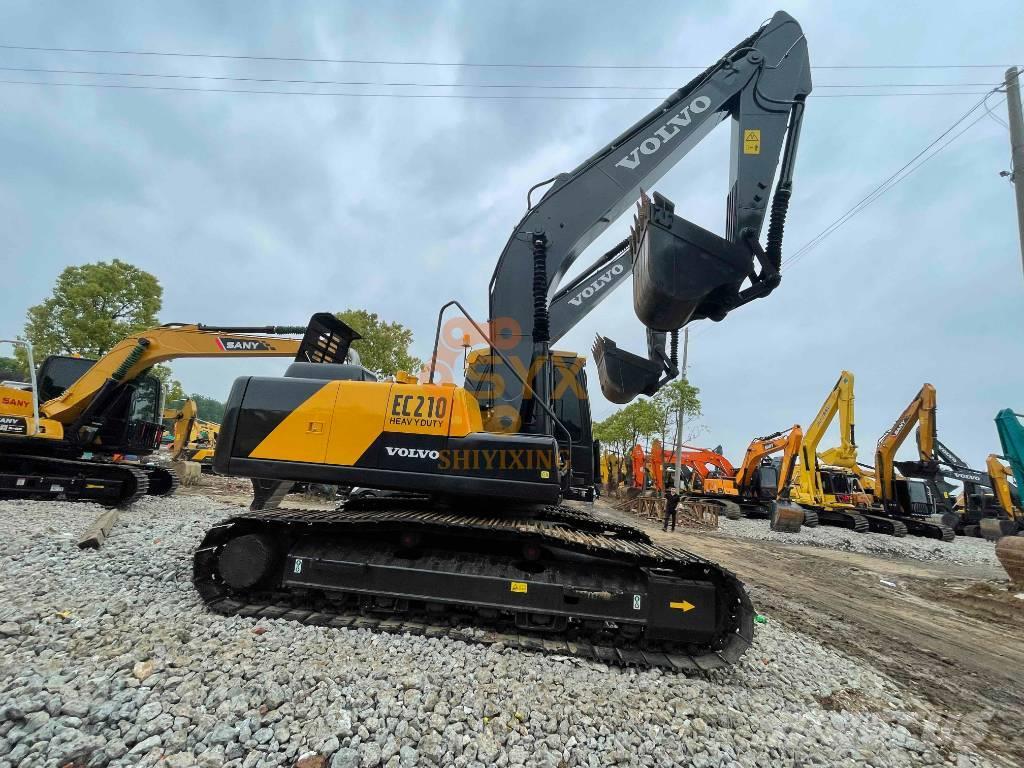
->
[995, 409, 1024, 498]
[473, 11, 811, 428]
[164, 398, 200, 461]
[985, 454, 1021, 521]
[40, 313, 354, 425]
[794, 372, 854, 505]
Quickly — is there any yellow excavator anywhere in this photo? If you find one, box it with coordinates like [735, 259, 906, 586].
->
[0, 315, 342, 506]
[870, 385, 955, 541]
[986, 454, 1023, 531]
[190, 12, 814, 670]
[163, 399, 220, 468]
[790, 371, 896, 534]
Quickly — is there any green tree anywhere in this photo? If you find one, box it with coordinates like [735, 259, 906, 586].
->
[653, 378, 702, 447]
[23, 259, 162, 360]
[0, 356, 27, 382]
[335, 309, 423, 377]
[190, 394, 225, 423]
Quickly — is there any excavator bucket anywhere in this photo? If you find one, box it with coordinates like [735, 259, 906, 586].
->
[995, 535, 1024, 587]
[632, 192, 751, 330]
[769, 499, 805, 533]
[980, 517, 1021, 542]
[592, 336, 663, 404]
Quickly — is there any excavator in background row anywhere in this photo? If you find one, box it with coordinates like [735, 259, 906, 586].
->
[789, 371, 887, 534]
[671, 429, 805, 524]
[871, 385, 955, 541]
[163, 399, 221, 469]
[991, 409, 1024, 539]
[919, 434, 1014, 539]
[0, 317, 341, 505]
[191, 12, 813, 670]
[993, 409, 1024, 583]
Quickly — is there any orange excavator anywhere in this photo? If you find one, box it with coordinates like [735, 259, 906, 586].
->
[662, 428, 809, 525]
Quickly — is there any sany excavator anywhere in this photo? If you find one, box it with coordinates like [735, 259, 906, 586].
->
[192, 13, 812, 670]
[871, 385, 955, 541]
[790, 371, 895, 535]
[163, 399, 220, 468]
[0, 316, 344, 506]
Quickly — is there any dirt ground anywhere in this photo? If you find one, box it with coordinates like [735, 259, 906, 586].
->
[177, 473, 1023, 765]
[599, 500, 1024, 766]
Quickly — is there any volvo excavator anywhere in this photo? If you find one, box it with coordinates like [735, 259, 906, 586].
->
[191, 12, 812, 670]
[0, 318, 339, 505]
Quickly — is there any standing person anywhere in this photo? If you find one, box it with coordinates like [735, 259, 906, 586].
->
[663, 489, 680, 532]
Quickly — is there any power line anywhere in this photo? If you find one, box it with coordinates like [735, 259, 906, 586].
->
[0, 79, 998, 100]
[782, 91, 1006, 269]
[0, 43, 1017, 71]
[0, 65, 1003, 91]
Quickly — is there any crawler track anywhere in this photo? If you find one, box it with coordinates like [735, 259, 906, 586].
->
[0, 453, 150, 506]
[193, 503, 754, 671]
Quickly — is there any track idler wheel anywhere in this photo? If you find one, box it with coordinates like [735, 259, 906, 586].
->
[218, 533, 281, 590]
[995, 535, 1024, 588]
[769, 501, 804, 533]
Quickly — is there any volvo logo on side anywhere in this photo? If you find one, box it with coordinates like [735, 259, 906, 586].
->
[385, 447, 440, 460]
[568, 263, 625, 307]
[615, 95, 713, 171]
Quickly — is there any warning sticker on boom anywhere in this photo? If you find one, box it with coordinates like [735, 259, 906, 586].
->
[0, 416, 27, 435]
[743, 129, 761, 155]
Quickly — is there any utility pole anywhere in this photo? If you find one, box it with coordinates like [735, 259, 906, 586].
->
[1006, 67, 1024, 277]
[672, 328, 689, 492]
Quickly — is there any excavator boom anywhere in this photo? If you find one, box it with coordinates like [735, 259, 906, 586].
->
[471, 11, 811, 424]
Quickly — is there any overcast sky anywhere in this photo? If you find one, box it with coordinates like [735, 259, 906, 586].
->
[3, 1, 1022, 471]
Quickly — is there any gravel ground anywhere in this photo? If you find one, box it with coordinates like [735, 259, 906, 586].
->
[0, 496, 996, 768]
[717, 516, 1000, 568]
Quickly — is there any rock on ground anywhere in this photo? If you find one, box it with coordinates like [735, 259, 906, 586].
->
[0, 496, 998, 767]
[718, 515, 1000, 567]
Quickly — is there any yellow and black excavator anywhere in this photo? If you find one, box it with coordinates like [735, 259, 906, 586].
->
[985, 454, 1023, 534]
[0, 315, 344, 506]
[713, 426, 804, 523]
[191, 12, 813, 670]
[870, 385, 955, 541]
[163, 399, 220, 468]
[789, 371, 897, 534]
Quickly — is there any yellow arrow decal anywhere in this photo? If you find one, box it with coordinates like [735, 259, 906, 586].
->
[669, 600, 695, 612]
